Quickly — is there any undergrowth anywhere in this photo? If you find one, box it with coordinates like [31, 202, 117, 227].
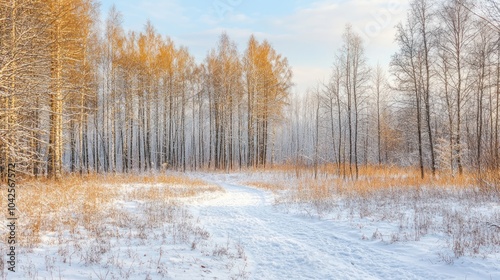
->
[242, 164, 500, 262]
[0, 173, 248, 279]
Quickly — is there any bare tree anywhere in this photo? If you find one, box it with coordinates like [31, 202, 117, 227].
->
[339, 25, 370, 179]
[439, 0, 476, 175]
[392, 15, 426, 178]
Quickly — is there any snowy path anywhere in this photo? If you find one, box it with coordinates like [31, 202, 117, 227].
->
[190, 176, 457, 280]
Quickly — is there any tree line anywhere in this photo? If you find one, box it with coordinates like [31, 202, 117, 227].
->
[0, 0, 292, 178]
[1, 0, 499, 180]
[285, 0, 500, 179]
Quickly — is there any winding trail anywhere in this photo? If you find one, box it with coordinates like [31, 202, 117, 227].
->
[190, 175, 455, 280]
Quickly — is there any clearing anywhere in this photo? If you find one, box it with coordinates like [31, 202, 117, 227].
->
[4, 172, 500, 279]
[190, 173, 500, 280]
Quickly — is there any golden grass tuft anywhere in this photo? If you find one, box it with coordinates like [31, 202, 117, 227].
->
[476, 168, 500, 195]
[243, 181, 287, 193]
[295, 178, 331, 202]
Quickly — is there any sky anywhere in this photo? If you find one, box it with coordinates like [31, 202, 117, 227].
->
[98, 0, 410, 94]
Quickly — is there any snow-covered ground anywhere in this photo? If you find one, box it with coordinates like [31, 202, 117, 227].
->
[189, 173, 500, 280]
[5, 172, 500, 279]
[3, 180, 247, 280]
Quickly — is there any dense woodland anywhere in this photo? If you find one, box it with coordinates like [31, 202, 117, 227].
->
[0, 0, 499, 179]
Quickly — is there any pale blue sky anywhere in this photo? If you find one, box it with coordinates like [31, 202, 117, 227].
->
[99, 0, 409, 93]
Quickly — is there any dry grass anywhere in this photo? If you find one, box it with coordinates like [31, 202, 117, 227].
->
[244, 164, 479, 197]
[476, 168, 500, 195]
[2, 173, 220, 248]
[245, 164, 497, 210]
[0, 173, 249, 279]
[243, 181, 287, 193]
[241, 164, 500, 260]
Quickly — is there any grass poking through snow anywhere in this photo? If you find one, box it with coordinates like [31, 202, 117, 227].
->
[238, 165, 500, 262]
[0, 173, 248, 279]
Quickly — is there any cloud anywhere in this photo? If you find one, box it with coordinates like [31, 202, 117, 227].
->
[274, 0, 408, 47]
[227, 13, 254, 23]
[261, 0, 409, 92]
[136, 0, 192, 25]
[185, 0, 408, 93]
[102, 0, 409, 94]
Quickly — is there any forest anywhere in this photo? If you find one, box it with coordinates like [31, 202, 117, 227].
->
[1, 0, 500, 279]
[0, 0, 499, 181]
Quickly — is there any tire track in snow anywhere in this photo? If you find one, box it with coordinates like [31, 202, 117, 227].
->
[191, 179, 452, 280]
